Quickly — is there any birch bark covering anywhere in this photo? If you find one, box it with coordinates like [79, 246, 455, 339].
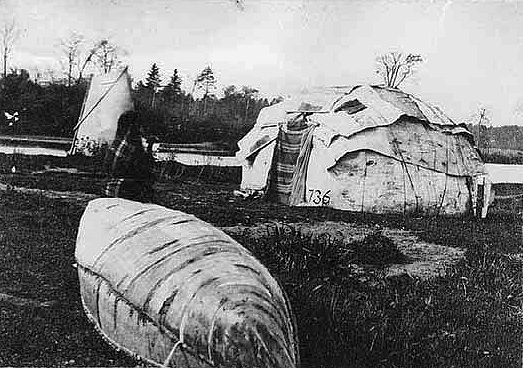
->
[72, 68, 134, 154]
[236, 85, 485, 215]
[76, 198, 299, 368]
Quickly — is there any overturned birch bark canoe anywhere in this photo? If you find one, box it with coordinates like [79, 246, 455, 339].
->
[76, 198, 299, 368]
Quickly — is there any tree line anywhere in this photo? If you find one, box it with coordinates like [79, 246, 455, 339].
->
[468, 123, 523, 152]
[132, 63, 276, 146]
[0, 64, 275, 148]
[10, 47, 521, 153]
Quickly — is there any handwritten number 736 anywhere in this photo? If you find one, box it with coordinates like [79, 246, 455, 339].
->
[308, 189, 331, 206]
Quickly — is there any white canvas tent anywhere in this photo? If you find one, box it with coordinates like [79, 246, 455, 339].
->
[236, 85, 485, 215]
[70, 67, 134, 155]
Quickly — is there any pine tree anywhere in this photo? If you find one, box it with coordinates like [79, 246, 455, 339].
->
[194, 66, 216, 97]
[241, 86, 258, 124]
[194, 66, 216, 116]
[160, 69, 184, 126]
[145, 63, 161, 90]
[162, 69, 182, 103]
[145, 63, 161, 107]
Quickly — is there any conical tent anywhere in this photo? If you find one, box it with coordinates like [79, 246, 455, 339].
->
[71, 67, 134, 155]
[236, 85, 485, 215]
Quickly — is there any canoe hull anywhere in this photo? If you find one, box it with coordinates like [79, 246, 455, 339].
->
[76, 198, 298, 368]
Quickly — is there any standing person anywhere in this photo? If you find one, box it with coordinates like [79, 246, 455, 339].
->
[102, 110, 154, 202]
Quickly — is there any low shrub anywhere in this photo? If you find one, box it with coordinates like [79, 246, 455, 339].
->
[352, 231, 408, 265]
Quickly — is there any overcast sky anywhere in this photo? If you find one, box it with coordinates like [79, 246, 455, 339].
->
[2, 0, 523, 126]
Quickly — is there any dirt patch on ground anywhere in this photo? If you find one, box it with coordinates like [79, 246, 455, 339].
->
[222, 221, 465, 280]
[0, 182, 466, 281]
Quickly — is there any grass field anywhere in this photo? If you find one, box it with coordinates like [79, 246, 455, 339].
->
[0, 154, 522, 367]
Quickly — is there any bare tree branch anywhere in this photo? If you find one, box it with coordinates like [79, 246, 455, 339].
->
[77, 45, 97, 83]
[93, 39, 127, 74]
[375, 52, 423, 89]
[389, 52, 401, 88]
[1, 18, 20, 78]
[60, 32, 84, 86]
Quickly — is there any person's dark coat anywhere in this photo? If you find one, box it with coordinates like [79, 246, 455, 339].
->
[102, 111, 154, 202]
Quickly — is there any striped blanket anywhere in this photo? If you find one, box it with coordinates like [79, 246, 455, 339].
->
[102, 132, 154, 202]
[268, 124, 314, 204]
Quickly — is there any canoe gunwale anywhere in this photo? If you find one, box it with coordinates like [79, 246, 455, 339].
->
[80, 294, 168, 368]
[77, 262, 216, 368]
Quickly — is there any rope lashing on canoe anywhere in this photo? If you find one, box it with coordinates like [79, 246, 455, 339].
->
[163, 340, 183, 367]
[207, 301, 227, 364]
[162, 290, 192, 368]
[161, 301, 201, 368]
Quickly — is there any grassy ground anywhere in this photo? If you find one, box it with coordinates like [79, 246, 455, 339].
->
[0, 156, 522, 367]
[0, 191, 137, 366]
[239, 231, 522, 368]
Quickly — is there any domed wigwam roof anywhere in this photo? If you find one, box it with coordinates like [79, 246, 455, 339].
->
[252, 85, 467, 130]
[237, 85, 485, 215]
